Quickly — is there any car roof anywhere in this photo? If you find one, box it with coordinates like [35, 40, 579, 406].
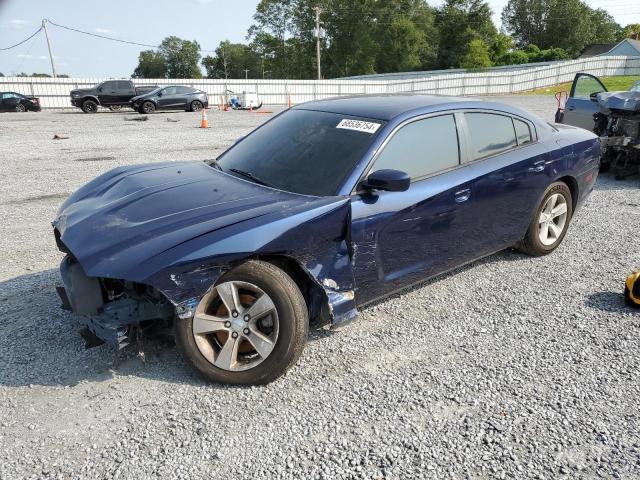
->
[293, 94, 531, 122]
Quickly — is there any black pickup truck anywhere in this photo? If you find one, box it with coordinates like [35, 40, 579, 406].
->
[70, 80, 157, 113]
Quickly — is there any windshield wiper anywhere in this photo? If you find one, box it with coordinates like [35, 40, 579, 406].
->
[228, 168, 276, 189]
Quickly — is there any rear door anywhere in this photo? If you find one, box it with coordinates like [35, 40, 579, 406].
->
[459, 112, 551, 254]
[116, 81, 134, 103]
[562, 73, 607, 131]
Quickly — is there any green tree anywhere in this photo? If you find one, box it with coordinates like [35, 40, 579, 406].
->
[589, 9, 620, 44]
[159, 36, 202, 78]
[202, 41, 261, 78]
[502, 0, 621, 56]
[619, 23, 640, 41]
[132, 50, 166, 78]
[460, 38, 492, 69]
[132, 37, 202, 78]
[436, 0, 497, 68]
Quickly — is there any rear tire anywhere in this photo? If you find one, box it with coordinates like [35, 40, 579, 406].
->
[174, 260, 308, 385]
[190, 100, 203, 112]
[15, 103, 26, 112]
[108, 105, 122, 111]
[517, 182, 573, 256]
[81, 99, 98, 114]
[140, 101, 155, 114]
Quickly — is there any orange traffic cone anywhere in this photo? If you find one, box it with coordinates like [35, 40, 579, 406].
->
[200, 108, 208, 128]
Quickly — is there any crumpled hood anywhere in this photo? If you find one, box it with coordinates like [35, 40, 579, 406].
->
[597, 91, 640, 112]
[54, 161, 333, 281]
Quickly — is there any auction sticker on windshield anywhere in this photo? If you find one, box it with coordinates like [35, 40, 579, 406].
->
[336, 119, 381, 134]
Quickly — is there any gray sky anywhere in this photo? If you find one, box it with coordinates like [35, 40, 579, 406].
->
[1, 0, 638, 78]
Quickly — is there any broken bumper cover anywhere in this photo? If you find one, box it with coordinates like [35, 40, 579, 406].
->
[58, 257, 175, 349]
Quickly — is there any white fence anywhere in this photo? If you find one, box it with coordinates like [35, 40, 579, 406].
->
[2, 56, 639, 109]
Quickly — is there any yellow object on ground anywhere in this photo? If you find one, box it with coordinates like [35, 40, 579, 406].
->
[625, 270, 640, 308]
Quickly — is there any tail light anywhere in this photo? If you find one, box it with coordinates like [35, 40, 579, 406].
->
[32, 97, 40, 105]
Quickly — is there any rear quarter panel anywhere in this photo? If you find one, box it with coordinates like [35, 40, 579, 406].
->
[542, 124, 600, 211]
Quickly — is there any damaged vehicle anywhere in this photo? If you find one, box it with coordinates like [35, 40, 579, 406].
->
[560, 73, 640, 178]
[54, 94, 600, 385]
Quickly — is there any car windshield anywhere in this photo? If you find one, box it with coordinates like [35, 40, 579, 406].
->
[214, 109, 385, 196]
[631, 81, 640, 92]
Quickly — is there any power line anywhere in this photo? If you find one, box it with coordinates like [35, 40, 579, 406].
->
[0, 26, 43, 51]
[45, 18, 218, 53]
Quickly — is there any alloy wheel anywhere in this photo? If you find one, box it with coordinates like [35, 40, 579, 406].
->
[192, 280, 279, 371]
[538, 193, 568, 246]
[15, 104, 26, 112]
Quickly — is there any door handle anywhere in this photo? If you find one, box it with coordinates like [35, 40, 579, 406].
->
[529, 160, 546, 173]
[454, 188, 471, 203]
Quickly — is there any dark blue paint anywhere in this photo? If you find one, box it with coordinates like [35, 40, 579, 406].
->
[54, 95, 600, 341]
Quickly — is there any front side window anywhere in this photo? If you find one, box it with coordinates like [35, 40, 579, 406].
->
[162, 86, 178, 95]
[216, 109, 385, 196]
[371, 114, 460, 179]
[572, 75, 606, 99]
[465, 113, 517, 161]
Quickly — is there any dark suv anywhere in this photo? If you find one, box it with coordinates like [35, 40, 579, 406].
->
[70, 80, 157, 113]
[130, 86, 209, 114]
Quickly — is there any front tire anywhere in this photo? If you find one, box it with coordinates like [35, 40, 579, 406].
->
[517, 182, 573, 256]
[175, 260, 308, 385]
[108, 105, 122, 111]
[81, 99, 98, 113]
[140, 101, 156, 114]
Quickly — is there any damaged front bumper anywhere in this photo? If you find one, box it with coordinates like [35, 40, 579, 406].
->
[58, 256, 175, 349]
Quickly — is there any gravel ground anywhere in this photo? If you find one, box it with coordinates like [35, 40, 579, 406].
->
[0, 96, 639, 480]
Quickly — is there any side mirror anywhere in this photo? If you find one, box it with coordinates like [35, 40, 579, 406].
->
[98, 87, 103, 92]
[157, 91, 163, 97]
[363, 169, 410, 192]
[589, 92, 599, 102]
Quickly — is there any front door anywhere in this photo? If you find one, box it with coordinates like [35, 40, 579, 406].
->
[562, 73, 607, 131]
[350, 113, 479, 304]
[98, 81, 118, 106]
[158, 86, 180, 109]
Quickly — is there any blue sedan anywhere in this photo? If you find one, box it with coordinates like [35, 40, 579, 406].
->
[53, 94, 600, 384]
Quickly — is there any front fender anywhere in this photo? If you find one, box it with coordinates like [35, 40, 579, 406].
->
[146, 198, 358, 327]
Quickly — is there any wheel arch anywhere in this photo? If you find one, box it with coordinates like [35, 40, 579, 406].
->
[555, 175, 579, 212]
[251, 254, 331, 328]
[81, 95, 100, 105]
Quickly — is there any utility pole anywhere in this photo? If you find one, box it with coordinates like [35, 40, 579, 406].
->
[243, 69, 249, 80]
[42, 19, 57, 78]
[314, 6, 322, 80]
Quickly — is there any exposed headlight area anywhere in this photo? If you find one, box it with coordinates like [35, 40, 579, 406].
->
[57, 255, 175, 349]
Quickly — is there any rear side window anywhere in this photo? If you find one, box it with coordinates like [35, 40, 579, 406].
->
[465, 113, 517, 160]
[101, 81, 117, 91]
[372, 114, 460, 179]
[514, 119, 532, 145]
[117, 81, 131, 90]
[176, 86, 196, 94]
